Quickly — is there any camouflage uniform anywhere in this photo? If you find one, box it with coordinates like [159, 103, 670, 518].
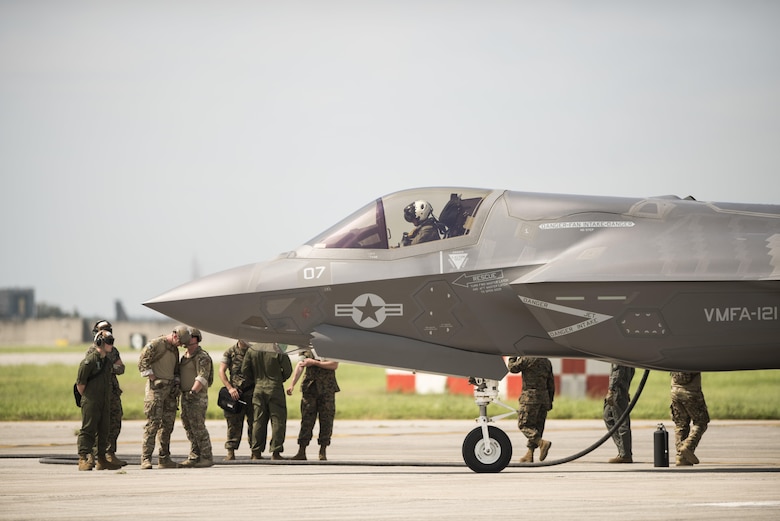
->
[138, 335, 181, 463]
[603, 364, 635, 459]
[180, 346, 214, 463]
[86, 344, 124, 455]
[221, 342, 255, 452]
[670, 371, 710, 464]
[76, 347, 112, 458]
[507, 356, 554, 450]
[242, 345, 292, 456]
[297, 352, 340, 449]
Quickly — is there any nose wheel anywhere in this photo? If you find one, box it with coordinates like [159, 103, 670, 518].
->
[462, 377, 518, 473]
[462, 425, 512, 473]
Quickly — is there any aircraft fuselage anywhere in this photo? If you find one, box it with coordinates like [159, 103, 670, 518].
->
[145, 187, 780, 379]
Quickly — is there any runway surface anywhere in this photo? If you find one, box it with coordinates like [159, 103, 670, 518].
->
[1, 419, 778, 520]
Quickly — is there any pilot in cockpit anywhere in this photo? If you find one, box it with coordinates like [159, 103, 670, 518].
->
[402, 200, 442, 246]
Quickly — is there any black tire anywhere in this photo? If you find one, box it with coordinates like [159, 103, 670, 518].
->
[462, 425, 512, 473]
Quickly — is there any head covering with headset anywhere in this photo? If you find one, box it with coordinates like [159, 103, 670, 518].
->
[92, 320, 112, 335]
[173, 325, 192, 345]
[94, 330, 115, 348]
[188, 328, 202, 344]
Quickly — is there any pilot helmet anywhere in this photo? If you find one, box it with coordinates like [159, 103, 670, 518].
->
[403, 200, 433, 224]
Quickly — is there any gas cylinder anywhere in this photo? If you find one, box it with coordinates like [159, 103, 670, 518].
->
[654, 423, 669, 467]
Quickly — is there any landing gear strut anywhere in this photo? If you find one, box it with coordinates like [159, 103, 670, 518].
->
[461, 378, 517, 473]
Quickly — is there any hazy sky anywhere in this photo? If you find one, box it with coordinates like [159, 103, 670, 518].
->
[1, 1, 779, 320]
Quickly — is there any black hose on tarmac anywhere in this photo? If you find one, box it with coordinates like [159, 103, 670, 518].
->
[517, 368, 650, 467]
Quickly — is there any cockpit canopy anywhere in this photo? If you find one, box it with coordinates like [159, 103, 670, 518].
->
[306, 188, 491, 249]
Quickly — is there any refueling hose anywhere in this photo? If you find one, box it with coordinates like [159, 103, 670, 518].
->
[518, 368, 650, 467]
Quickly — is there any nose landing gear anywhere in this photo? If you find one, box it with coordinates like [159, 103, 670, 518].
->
[462, 370, 651, 472]
[461, 378, 517, 473]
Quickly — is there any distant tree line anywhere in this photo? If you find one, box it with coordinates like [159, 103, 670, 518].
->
[36, 302, 79, 318]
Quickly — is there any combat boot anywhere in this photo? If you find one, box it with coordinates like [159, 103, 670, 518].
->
[106, 452, 127, 467]
[271, 451, 285, 460]
[680, 446, 699, 465]
[157, 456, 180, 469]
[291, 444, 307, 461]
[318, 445, 327, 461]
[78, 454, 93, 471]
[251, 452, 263, 460]
[608, 455, 633, 464]
[179, 458, 198, 468]
[538, 439, 552, 461]
[224, 449, 235, 461]
[519, 449, 534, 463]
[140, 458, 153, 470]
[675, 455, 693, 466]
[194, 457, 214, 468]
[96, 454, 122, 470]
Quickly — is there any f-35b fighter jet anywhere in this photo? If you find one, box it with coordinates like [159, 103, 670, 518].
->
[145, 187, 780, 471]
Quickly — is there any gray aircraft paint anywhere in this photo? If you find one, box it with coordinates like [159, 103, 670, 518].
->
[145, 187, 780, 378]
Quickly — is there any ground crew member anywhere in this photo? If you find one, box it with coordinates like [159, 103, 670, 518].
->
[76, 330, 121, 471]
[671, 371, 710, 466]
[91, 320, 126, 466]
[242, 344, 292, 460]
[138, 325, 190, 469]
[603, 364, 635, 463]
[507, 356, 554, 463]
[179, 328, 214, 468]
[287, 349, 340, 461]
[218, 339, 255, 461]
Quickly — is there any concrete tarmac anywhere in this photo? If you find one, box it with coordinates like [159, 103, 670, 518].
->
[1, 419, 779, 520]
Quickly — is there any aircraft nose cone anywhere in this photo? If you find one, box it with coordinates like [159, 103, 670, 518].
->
[144, 263, 261, 339]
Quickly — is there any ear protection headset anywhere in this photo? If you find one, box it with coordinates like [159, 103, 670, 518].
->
[95, 331, 114, 347]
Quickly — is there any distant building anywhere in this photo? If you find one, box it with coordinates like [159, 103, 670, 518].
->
[0, 288, 35, 319]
